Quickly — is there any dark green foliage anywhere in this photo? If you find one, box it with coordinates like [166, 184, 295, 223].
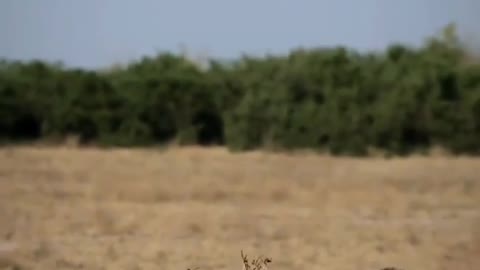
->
[1, 26, 480, 155]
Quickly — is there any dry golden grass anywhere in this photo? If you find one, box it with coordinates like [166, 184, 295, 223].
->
[0, 146, 479, 270]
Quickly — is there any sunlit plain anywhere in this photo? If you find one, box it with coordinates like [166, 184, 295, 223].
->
[0, 146, 479, 270]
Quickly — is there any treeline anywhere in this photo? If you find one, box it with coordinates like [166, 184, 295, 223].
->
[1, 25, 480, 155]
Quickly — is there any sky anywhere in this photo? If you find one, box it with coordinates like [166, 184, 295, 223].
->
[1, 0, 479, 69]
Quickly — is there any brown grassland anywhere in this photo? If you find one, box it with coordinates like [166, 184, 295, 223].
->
[0, 146, 479, 270]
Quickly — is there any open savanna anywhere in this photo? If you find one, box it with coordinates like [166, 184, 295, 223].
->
[0, 146, 479, 270]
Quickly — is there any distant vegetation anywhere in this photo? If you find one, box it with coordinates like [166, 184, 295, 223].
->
[1, 24, 480, 156]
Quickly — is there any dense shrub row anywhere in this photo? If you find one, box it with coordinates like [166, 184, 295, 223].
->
[1, 26, 480, 155]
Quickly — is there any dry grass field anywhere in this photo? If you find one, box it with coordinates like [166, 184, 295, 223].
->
[0, 146, 479, 270]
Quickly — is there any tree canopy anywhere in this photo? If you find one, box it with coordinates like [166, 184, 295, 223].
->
[1, 24, 480, 156]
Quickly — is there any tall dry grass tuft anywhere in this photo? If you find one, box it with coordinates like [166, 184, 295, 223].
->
[187, 251, 403, 270]
[240, 251, 272, 270]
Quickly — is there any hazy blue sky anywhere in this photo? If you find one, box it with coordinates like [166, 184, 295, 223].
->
[1, 0, 479, 69]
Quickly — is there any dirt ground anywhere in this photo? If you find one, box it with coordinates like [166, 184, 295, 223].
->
[0, 146, 479, 270]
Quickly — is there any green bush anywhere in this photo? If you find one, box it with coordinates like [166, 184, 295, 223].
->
[1, 24, 479, 155]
